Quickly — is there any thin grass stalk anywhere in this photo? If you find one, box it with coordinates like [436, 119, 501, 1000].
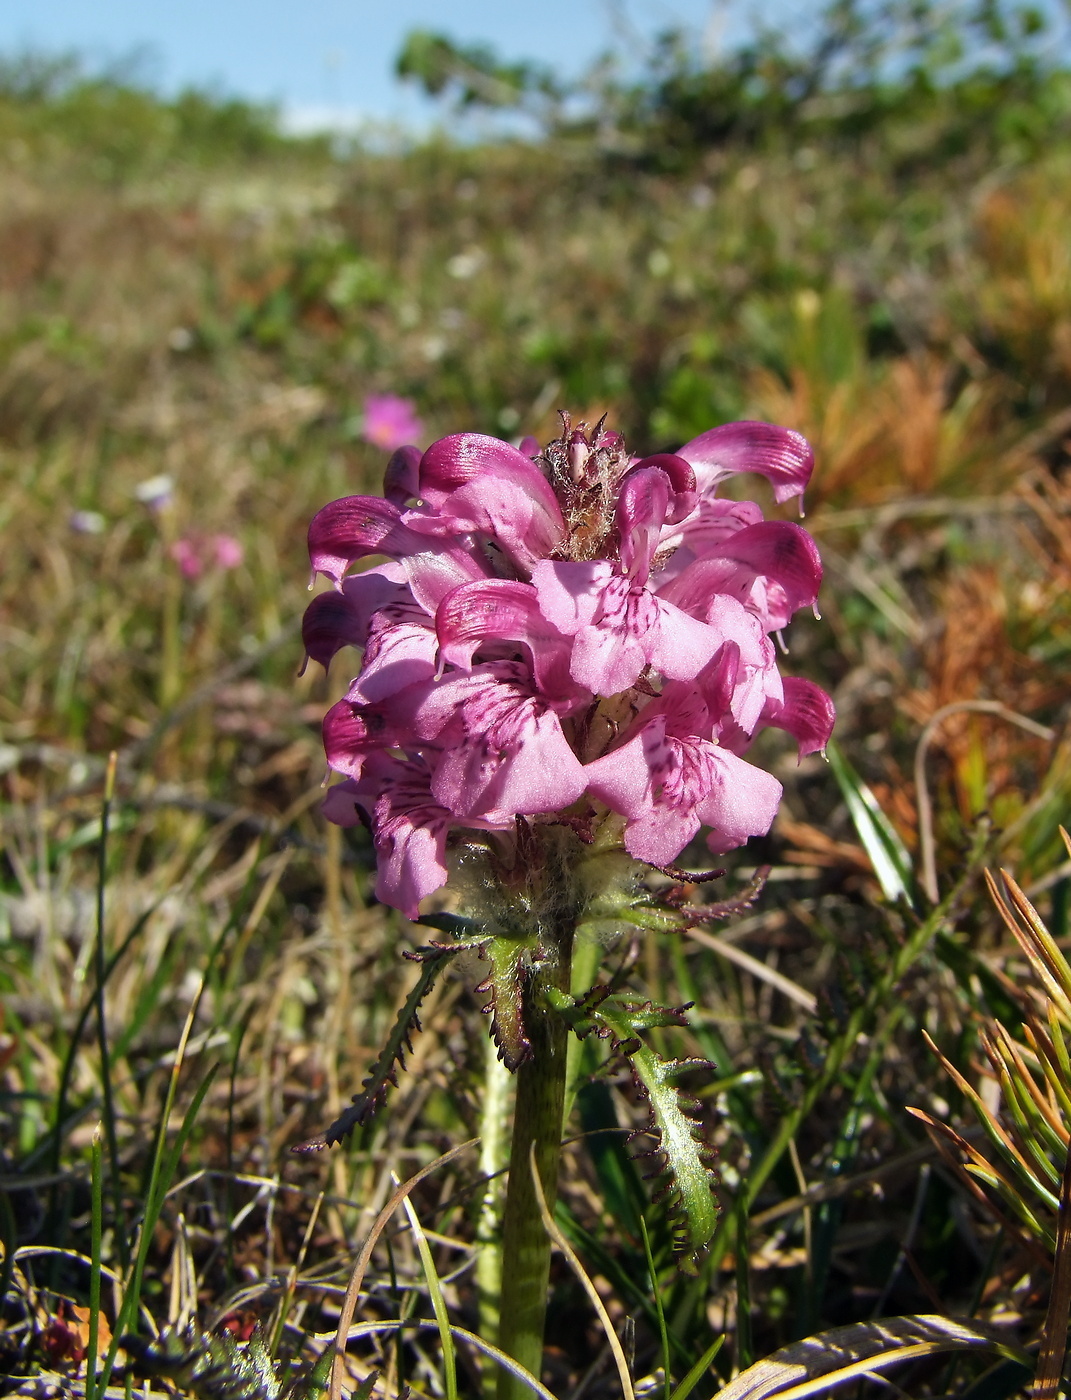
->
[0, 1175, 15, 1313]
[94, 752, 127, 1272]
[48, 904, 158, 1195]
[638, 1216, 671, 1400]
[96, 981, 211, 1393]
[402, 1191, 458, 1400]
[528, 1141, 636, 1400]
[733, 1191, 753, 1373]
[711, 860, 977, 1273]
[669, 1335, 725, 1400]
[327, 1141, 478, 1400]
[495, 925, 574, 1400]
[85, 1127, 103, 1400]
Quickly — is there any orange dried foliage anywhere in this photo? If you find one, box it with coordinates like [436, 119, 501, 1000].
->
[748, 353, 1012, 508]
[902, 541, 1062, 825]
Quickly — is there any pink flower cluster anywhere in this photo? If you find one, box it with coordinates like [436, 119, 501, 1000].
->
[170, 533, 244, 579]
[304, 419, 835, 917]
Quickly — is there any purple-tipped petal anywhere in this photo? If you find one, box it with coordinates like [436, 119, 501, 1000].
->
[676, 421, 814, 508]
[410, 433, 565, 569]
[624, 454, 697, 524]
[301, 590, 369, 671]
[383, 445, 422, 505]
[322, 697, 379, 779]
[419, 433, 549, 503]
[660, 521, 823, 632]
[308, 496, 426, 585]
[762, 676, 836, 758]
[436, 579, 579, 700]
[616, 467, 674, 584]
[323, 682, 433, 777]
[301, 567, 410, 671]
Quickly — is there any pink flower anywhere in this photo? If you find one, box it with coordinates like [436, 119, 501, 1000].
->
[170, 538, 204, 578]
[361, 394, 424, 452]
[213, 534, 244, 569]
[305, 416, 834, 917]
[169, 534, 244, 579]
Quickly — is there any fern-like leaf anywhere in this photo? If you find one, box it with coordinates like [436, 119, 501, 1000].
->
[549, 989, 719, 1266]
[292, 949, 456, 1151]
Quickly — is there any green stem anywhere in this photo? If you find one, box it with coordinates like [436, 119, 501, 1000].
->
[496, 932, 574, 1400]
[477, 1031, 513, 1380]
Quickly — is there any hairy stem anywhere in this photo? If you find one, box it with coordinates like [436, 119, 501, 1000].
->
[477, 1031, 514, 1388]
[496, 930, 574, 1400]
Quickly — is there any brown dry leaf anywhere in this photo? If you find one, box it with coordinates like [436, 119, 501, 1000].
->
[776, 816, 872, 872]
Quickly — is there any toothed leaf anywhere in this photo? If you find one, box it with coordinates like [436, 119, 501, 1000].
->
[293, 950, 455, 1150]
[551, 990, 719, 1262]
[483, 934, 533, 1070]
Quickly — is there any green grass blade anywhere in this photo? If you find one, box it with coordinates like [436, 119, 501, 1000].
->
[402, 1191, 458, 1400]
[826, 739, 914, 904]
[669, 1335, 724, 1400]
[85, 1127, 103, 1400]
[639, 1215, 671, 1400]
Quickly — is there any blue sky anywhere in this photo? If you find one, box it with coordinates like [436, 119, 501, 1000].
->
[0, 1, 786, 130]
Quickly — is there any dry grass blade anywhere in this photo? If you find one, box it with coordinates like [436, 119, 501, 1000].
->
[1032, 1140, 1071, 1400]
[685, 926, 817, 1014]
[714, 1315, 1030, 1400]
[915, 703, 1055, 904]
[528, 1143, 636, 1400]
[316, 1320, 560, 1400]
[986, 868, 1071, 1011]
[327, 1138, 478, 1400]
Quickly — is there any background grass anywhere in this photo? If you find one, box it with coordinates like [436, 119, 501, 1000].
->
[3, 14, 1071, 1398]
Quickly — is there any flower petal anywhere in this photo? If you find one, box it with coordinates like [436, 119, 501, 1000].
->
[323, 756, 451, 918]
[656, 497, 764, 568]
[308, 496, 427, 585]
[534, 560, 723, 696]
[411, 432, 566, 569]
[676, 421, 814, 509]
[436, 579, 579, 700]
[349, 608, 439, 704]
[696, 749, 783, 855]
[660, 521, 823, 632]
[383, 445, 422, 504]
[425, 665, 587, 821]
[531, 559, 610, 635]
[762, 676, 836, 758]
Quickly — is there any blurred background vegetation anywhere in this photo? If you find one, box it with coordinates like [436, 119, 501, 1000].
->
[4, 0, 1071, 1394]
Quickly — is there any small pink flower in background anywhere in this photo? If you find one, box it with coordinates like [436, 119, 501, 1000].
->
[361, 394, 424, 452]
[169, 534, 244, 579]
[304, 416, 835, 917]
[213, 534, 244, 569]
